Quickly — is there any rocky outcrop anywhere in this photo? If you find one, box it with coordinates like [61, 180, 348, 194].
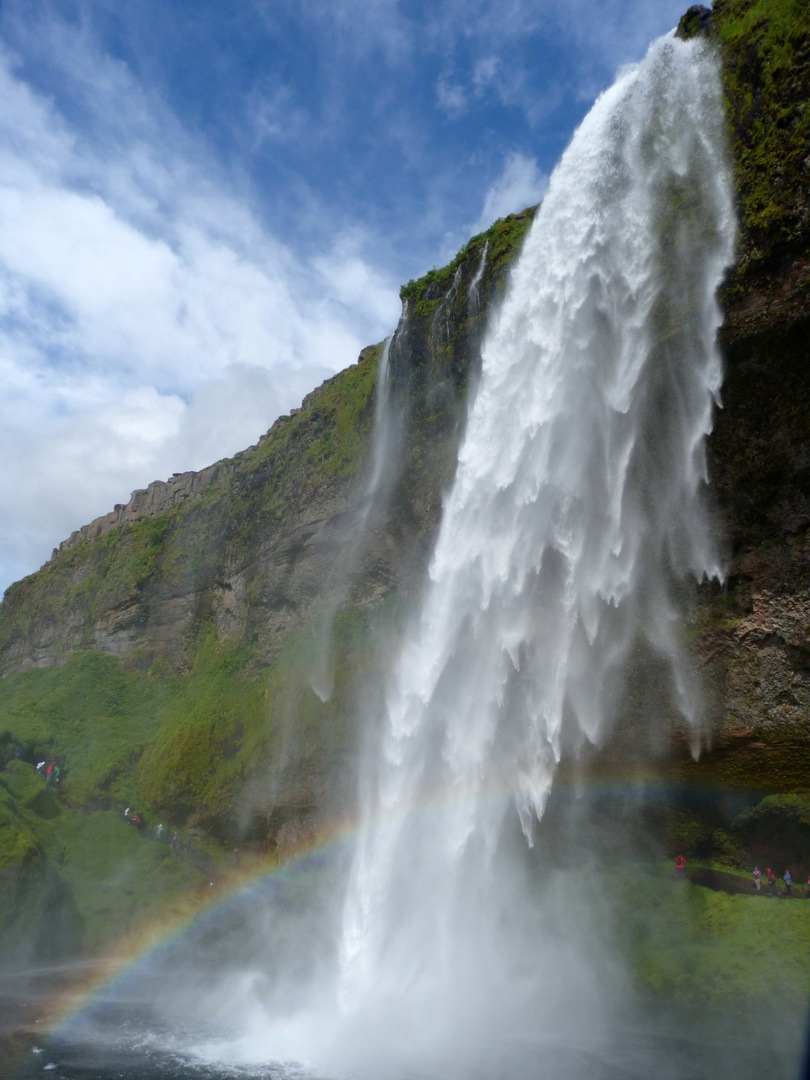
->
[686, 0, 810, 782]
[50, 462, 236, 562]
[675, 4, 713, 40]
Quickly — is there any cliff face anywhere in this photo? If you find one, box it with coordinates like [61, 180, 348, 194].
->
[686, 0, 810, 787]
[0, 210, 533, 683]
[0, 211, 535, 882]
[0, 0, 808, 876]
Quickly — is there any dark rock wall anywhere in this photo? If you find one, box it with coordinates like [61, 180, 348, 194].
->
[688, 0, 810, 781]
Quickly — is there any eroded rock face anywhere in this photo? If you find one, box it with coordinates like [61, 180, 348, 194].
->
[675, 0, 810, 782]
[50, 464, 234, 563]
[675, 5, 713, 40]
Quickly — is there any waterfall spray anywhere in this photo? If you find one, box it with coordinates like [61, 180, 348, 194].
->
[338, 30, 735, 1047]
[162, 31, 736, 1080]
[309, 315, 407, 702]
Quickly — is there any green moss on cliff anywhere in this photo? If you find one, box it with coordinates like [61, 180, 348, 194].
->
[674, 732, 810, 794]
[137, 637, 265, 821]
[399, 207, 536, 318]
[0, 762, 43, 871]
[714, 0, 810, 281]
[0, 597, 382, 834]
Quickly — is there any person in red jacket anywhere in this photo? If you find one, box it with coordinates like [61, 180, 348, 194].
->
[674, 854, 686, 880]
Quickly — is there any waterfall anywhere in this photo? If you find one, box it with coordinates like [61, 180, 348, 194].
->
[469, 238, 489, 315]
[185, 31, 736, 1079]
[363, 328, 395, 501]
[337, 30, 735, 1047]
[430, 264, 463, 350]
[309, 315, 406, 702]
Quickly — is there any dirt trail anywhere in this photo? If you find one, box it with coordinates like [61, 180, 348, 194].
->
[689, 868, 809, 897]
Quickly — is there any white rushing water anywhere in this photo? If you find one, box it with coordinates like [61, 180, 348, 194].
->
[469, 238, 489, 315]
[160, 31, 737, 1080]
[333, 30, 735, 1068]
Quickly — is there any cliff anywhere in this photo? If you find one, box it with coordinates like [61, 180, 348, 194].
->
[0, 210, 534, 889]
[684, 0, 810, 790]
[0, 0, 809, 961]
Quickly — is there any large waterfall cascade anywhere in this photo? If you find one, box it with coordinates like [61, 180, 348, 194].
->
[335, 29, 736, 1051]
[177, 30, 737, 1079]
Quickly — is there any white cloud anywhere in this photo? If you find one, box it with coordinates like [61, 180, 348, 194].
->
[436, 76, 469, 120]
[0, 35, 399, 593]
[473, 56, 500, 92]
[0, 0, 693, 594]
[472, 151, 548, 234]
[245, 77, 310, 148]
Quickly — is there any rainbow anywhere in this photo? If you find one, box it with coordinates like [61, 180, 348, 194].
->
[33, 817, 358, 1050]
[23, 769, 726, 1054]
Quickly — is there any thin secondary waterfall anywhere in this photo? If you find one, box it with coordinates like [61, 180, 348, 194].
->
[469, 238, 489, 315]
[309, 318, 405, 702]
[430, 264, 463, 350]
[338, 30, 735, 1039]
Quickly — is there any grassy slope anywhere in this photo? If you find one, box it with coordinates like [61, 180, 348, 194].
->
[622, 866, 810, 1009]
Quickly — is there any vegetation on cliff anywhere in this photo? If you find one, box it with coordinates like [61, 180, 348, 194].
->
[714, 0, 810, 287]
[399, 208, 536, 317]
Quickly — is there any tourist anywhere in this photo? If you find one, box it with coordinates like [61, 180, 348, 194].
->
[783, 869, 792, 896]
[156, 823, 163, 841]
[753, 866, 761, 891]
[674, 854, 686, 880]
[767, 868, 776, 895]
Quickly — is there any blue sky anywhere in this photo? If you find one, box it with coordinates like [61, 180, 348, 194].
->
[0, 0, 689, 593]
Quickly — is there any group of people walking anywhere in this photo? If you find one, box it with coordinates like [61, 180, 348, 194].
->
[35, 759, 61, 784]
[675, 855, 808, 896]
[752, 866, 807, 896]
[124, 808, 191, 852]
